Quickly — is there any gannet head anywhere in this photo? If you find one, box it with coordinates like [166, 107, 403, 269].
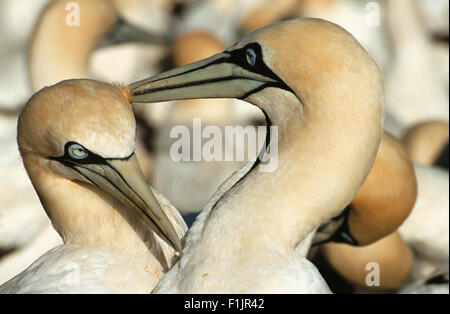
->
[17, 79, 182, 252]
[130, 18, 382, 122]
[130, 18, 385, 228]
[402, 120, 449, 166]
[321, 231, 414, 291]
[314, 132, 417, 246]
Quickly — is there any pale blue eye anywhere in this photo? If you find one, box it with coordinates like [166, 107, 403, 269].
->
[245, 48, 257, 66]
[68, 143, 88, 160]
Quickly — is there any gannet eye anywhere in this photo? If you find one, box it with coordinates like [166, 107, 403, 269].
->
[68, 143, 88, 160]
[245, 48, 257, 67]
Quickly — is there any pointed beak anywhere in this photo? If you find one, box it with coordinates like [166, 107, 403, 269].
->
[96, 17, 169, 49]
[129, 51, 278, 103]
[72, 154, 182, 252]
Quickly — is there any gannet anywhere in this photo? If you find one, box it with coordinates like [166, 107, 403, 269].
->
[318, 132, 417, 291]
[0, 0, 47, 109]
[173, 0, 269, 45]
[399, 264, 449, 294]
[416, 0, 449, 39]
[384, 0, 449, 130]
[130, 18, 384, 293]
[0, 79, 186, 293]
[314, 132, 417, 247]
[322, 232, 414, 292]
[29, 0, 167, 92]
[112, 0, 175, 35]
[402, 120, 449, 169]
[400, 121, 449, 283]
[399, 164, 449, 282]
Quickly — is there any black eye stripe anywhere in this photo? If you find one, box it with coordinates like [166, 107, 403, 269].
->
[48, 141, 133, 165]
[227, 43, 264, 71]
[61, 142, 106, 165]
[226, 43, 294, 96]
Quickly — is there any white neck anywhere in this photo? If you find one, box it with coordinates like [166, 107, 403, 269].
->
[160, 85, 382, 291]
[22, 153, 157, 258]
[202, 88, 381, 247]
[387, 0, 429, 59]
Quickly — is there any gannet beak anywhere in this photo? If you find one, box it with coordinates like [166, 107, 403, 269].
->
[129, 44, 292, 103]
[69, 153, 182, 253]
[96, 17, 169, 49]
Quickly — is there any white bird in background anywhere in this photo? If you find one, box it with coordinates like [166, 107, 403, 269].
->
[0, 0, 49, 110]
[112, 0, 176, 35]
[399, 165, 449, 282]
[398, 164, 449, 295]
[29, 0, 169, 92]
[416, 0, 449, 38]
[402, 120, 449, 169]
[173, 0, 269, 45]
[0, 79, 186, 293]
[383, 0, 449, 132]
[130, 18, 384, 293]
[416, 0, 449, 91]
[399, 263, 449, 294]
[399, 119, 449, 284]
[318, 132, 417, 292]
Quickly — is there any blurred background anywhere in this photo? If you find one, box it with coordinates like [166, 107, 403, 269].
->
[0, 0, 448, 293]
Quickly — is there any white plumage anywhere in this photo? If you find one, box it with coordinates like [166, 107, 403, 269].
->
[130, 18, 384, 293]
